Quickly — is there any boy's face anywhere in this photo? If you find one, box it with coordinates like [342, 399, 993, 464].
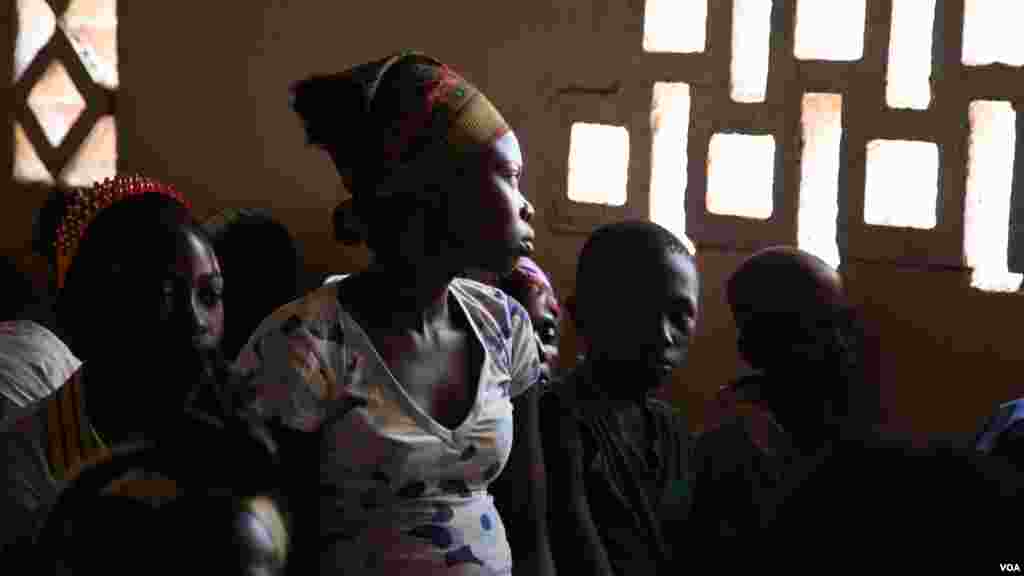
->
[587, 250, 699, 390]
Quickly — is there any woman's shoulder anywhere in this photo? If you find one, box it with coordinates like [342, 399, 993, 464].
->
[451, 277, 528, 338]
[451, 276, 511, 308]
[250, 283, 343, 338]
[0, 320, 81, 399]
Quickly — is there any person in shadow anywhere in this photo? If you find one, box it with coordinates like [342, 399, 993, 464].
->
[690, 246, 864, 539]
[499, 257, 562, 391]
[539, 220, 698, 575]
[203, 208, 303, 362]
[0, 176, 239, 556]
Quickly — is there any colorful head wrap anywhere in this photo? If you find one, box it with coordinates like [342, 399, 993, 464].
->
[364, 51, 510, 174]
[54, 175, 190, 288]
[510, 256, 555, 295]
[292, 51, 510, 244]
[504, 256, 560, 317]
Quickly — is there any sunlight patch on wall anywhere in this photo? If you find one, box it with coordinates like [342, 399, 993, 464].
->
[13, 122, 54, 185]
[643, 0, 707, 54]
[730, 0, 773, 103]
[864, 139, 939, 230]
[14, 0, 56, 83]
[650, 82, 691, 242]
[962, 0, 1024, 66]
[60, 115, 117, 187]
[886, 0, 935, 110]
[706, 133, 774, 220]
[568, 123, 629, 206]
[60, 0, 119, 89]
[797, 93, 842, 269]
[794, 0, 866, 61]
[964, 101, 1020, 292]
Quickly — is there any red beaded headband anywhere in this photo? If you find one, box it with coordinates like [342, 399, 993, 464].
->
[54, 175, 191, 288]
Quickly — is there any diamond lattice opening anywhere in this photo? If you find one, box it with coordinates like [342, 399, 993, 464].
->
[26, 59, 88, 147]
[14, 122, 54, 184]
[59, 0, 119, 89]
[14, 0, 57, 83]
[60, 115, 116, 187]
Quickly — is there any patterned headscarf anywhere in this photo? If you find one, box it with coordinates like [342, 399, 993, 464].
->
[364, 51, 510, 172]
[293, 51, 510, 243]
[54, 175, 190, 288]
[503, 257, 560, 317]
[511, 257, 554, 295]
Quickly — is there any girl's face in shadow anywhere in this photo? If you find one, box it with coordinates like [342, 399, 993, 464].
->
[161, 230, 224, 357]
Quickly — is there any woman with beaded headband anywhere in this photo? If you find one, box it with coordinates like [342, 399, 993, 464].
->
[0, 176, 234, 549]
[236, 51, 548, 575]
[2, 176, 296, 574]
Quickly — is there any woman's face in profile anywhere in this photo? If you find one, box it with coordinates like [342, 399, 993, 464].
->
[452, 131, 536, 275]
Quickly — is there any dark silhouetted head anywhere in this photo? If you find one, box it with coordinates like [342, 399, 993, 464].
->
[572, 220, 699, 394]
[726, 246, 861, 425]
[203, 208, 301, 361]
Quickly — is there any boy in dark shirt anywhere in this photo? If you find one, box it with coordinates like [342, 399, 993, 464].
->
[539, 220, 698, 575]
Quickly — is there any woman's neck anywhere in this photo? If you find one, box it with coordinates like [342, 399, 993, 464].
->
[360, 260, 460, 335]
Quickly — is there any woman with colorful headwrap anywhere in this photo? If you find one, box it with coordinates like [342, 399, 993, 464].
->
[236, 51, 545, 575]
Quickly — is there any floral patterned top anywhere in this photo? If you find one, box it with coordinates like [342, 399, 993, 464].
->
[235, 277, 542, 575]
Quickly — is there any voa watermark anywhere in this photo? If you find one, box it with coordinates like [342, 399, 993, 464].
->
[1001, 563, 1021, 572]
